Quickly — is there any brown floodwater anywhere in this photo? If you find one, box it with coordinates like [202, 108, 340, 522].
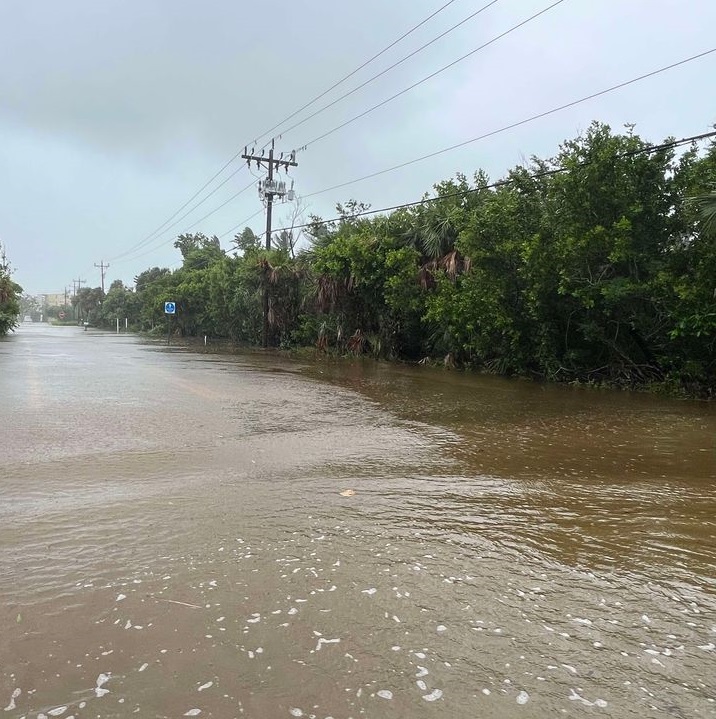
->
[1, 323, 714, 718]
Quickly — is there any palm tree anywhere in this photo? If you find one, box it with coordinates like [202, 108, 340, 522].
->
[691, 187, 716, 236]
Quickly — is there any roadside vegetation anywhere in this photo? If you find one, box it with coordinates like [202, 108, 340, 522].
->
[0, 253, 21, 337]
[69, 123, 715, 396]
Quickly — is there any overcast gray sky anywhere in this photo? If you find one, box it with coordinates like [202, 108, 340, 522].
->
[1, 0, 714, 294]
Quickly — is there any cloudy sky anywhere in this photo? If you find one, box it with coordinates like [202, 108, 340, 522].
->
[1, 0, 714, 294]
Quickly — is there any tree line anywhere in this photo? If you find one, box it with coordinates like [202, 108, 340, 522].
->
[0, 252, 21, 337]
[70, 123, 716, 395]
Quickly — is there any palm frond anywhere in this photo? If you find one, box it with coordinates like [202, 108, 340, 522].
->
[690, 188, 716, 236]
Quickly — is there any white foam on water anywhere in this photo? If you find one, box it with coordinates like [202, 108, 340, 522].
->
[568, 688, 593, 706]
[516, 690, 530, 705]
[315, 638, 340, 651]
[482, 688, 491, 695]
[4, 688, 21, 711]
[561, 664, 577, 675]
[48, 706, 67, 716]
[94, 673, 110, 698]
[416, 666, 429, 678]
[436, 625, 446, 633]
[198, 682, 213, 692]
[116, 594, 126, 602]
[391, 646, 401, 651]
[377, 690, 393, 700]
[289, 708, 303, 717]
[361, 588, 377, 596]
[416, 680, 427, 691]
[184, 710, 202, 716]
[288, 608, 298, 615]
[138, 663, 149, 672]
[422, 689, 443, 702]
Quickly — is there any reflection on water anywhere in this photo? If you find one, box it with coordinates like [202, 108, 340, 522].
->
[1, 325, 714, 718]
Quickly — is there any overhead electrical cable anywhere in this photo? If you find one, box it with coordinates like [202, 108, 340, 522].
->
[112, 180, 256, 265]
[110, 168, 250, 262]
[115, 0, 461, 260]
[299, 0, 568, 149]
[265, 130, 716, 235]
[218, 208, 265, 240]
[122, 129, 716, 270]
[255, 0, 461, 146]
[269, 0, 501, 142]
[297, 48, 716, 200]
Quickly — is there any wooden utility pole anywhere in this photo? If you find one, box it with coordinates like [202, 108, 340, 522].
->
[241, 139, 298, 347]
[72, 278, 86, 321]
[94, 260, 109, 294]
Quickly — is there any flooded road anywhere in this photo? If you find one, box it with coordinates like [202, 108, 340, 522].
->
[1, 324, 714, 718]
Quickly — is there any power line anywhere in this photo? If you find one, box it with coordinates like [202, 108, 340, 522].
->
[114, 0, 563, 266]
[111, 174, 254, 264]
[273, 0, 501, 142]
[300, 0, 567, 149]
[256, 0, 461, 147]
[143, 130, 716, 274]
[219, 208, 265, 240]
[113, 179, 256, 265]
[269, 130, 716, 234]
[299, 48, 716, 200]
[118, 0, 460, 261]
[110, 165, 248, 262]
[131, 46, 715, 253]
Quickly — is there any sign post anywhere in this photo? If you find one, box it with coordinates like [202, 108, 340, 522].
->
[164, 301, 176, 345]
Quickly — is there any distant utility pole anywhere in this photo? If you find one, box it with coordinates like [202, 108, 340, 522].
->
[94, 260, 109, 294]
[242, 139, 298, 348]
[72, 278, 86, 320]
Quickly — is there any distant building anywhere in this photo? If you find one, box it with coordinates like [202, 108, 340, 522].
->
[41, 292, 68, 307]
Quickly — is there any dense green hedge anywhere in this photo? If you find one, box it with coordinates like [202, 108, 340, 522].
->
[84, 123, 716, 395]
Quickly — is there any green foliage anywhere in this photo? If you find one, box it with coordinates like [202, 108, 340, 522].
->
[0, 273, 21, 335]
[123, 126, 714, 395]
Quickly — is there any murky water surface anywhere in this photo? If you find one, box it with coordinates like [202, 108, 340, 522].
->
[1, 324, 714, 718]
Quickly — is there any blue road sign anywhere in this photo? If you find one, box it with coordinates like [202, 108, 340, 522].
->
[164, 301, 176, 314]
